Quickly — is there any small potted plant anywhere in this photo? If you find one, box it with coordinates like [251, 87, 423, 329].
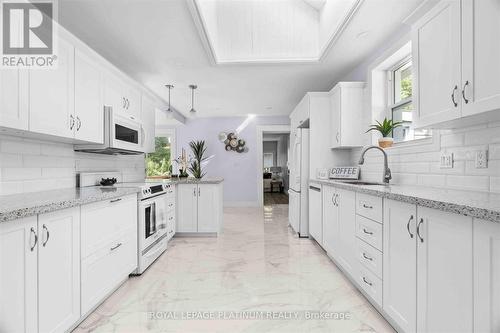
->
[188, 140, 208, 179]
[366, 118, 402, 148]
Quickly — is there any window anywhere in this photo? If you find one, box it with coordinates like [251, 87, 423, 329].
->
[146, 130, 175, 178]
[263, 153, 274, 168]
[389, 58, 431, 143]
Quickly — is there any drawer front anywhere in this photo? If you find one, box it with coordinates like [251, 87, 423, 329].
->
[165, 196, 175, 213]
[356, 215, 383, 251]
[356, 193, 383, 223]
[81, 228, 137, 314]
[81, 194, 137, 258]
[165, 185, 176, 198]
[357, 264, 383, 307]
[356, 238, 383, 279]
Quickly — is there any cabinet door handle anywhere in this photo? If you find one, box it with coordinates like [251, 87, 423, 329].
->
[462, 81, 470, 104]
[362, 204, 373, 209]
[69, 114, 75, 130]
[451, 85, 458, 107]
[362, 277, 373, 286]
[30, 227, 38, 252]
[110, 198, 122, 203]
[126, 98, 130, 109]
[417, 218, 424, 243]
[406, 215, 414, 239]
[193, 187, 196, 196]
[42, 224, 50, 247]
[336, 132, 340, 143]
[122, 97, 126, 108]
[198, 188, 201, 196]
[76, 116, 81, 131]
[110, 243, 122, 251]
[362, 253, 373, 261]
[363, 228, 373, 235]
[309, 186, 320, 192]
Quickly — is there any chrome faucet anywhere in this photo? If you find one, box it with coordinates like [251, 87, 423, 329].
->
[358, 146, 392, 184]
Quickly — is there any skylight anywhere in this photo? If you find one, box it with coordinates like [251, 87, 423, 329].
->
[188, 0, 361, 64]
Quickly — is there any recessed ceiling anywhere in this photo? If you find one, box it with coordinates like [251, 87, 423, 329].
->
[57, 0, 421, 121]
[189, 0, 361, 64]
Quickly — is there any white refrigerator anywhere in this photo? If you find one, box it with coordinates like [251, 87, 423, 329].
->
[288, 128, 309, 237]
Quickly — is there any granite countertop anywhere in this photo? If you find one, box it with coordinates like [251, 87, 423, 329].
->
[0, 187, 139, 223]
[310, 179, 500, 223]
[145, 177, 224, 185]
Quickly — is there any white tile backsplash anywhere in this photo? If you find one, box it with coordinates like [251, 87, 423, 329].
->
[352, 123, 500, 193]
[0, 135, 145, 195]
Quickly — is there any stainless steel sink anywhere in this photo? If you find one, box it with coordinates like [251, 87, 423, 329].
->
[340, 180, 388, 186]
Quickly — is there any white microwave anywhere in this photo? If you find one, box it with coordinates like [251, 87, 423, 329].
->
[75, 107, 144, 155]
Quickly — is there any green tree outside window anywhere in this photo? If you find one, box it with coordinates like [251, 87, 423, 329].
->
[146, 137, 171, 178]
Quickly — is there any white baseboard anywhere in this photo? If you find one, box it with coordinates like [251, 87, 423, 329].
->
[223, 201, 260, 207]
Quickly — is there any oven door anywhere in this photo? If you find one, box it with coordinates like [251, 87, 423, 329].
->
[110, 111, 143, 152]
[139, 196, 167, 250]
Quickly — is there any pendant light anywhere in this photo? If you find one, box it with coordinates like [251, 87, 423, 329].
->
[189, 84, 197, 115]
[165, 84, 174, 118]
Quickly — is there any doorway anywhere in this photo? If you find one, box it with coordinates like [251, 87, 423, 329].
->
[261, 132, 290, 206]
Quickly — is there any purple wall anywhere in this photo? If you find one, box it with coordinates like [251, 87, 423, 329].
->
[175, 116, 290, 205]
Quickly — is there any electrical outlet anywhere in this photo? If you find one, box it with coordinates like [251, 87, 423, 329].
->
[475, 150, 488, 169]
[440, 152, 454, 169]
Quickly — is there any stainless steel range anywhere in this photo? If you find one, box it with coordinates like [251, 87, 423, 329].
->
[118, 182, 176, 274]
[78, 172, 176, 275]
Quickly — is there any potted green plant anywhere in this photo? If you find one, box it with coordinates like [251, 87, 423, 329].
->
[366, 118, 402, 148]
[188, 140, 208, 179]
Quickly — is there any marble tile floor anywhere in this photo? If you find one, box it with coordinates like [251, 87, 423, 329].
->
[74, 206, 395, 333]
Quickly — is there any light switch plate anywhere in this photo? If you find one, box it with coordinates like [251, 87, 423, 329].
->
[440, 152, 454, 169]
[475, 150, 488, 169]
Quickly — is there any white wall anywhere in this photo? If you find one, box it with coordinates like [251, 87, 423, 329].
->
[0, 135, 145, 195]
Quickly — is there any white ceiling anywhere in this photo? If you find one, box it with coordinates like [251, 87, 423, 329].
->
[58, 0, 421, 120]
[192, 0, 359, 63]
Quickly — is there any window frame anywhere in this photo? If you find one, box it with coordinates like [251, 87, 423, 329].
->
[386, 55, 431, 144]
[145, 128, 176, 179]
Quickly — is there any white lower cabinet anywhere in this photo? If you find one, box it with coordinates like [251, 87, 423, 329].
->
[473, 219, 500, 333]
[308, 185, 322, 246]
[0, 208, 80, 333]
[383, 200, 417, 333]
[38, 208, 81, 333]
[417, 207, 473, 333]
[383, 200, 474, 333]
[80, 195, 137, 315]
[321, 186, 356, 277]
[177, 183, 223, 234]
[0, 216, 38, 333]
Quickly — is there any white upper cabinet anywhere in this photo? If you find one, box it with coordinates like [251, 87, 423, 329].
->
[329, 82, 365, 149]
[74, 48, 104, 144]
[38, 207, 80, 333]
[29, 37, 75, 139]
[0, 69, 28, 131]
[413, 1, 461, 128]
[383, 200, 417, 333]
[413, 0, 500, 128]
[104, 73, 141, 121]
[0, 216, 38, 333]
[461, 0, 500, 118]
[290, 94, 310, 129]
[141, 94, 156, 153]
[473, 219, 500, 333]
[416, 207, 473, 333]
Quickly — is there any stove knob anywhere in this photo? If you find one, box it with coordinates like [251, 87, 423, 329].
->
[142, 189, 147, 195]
